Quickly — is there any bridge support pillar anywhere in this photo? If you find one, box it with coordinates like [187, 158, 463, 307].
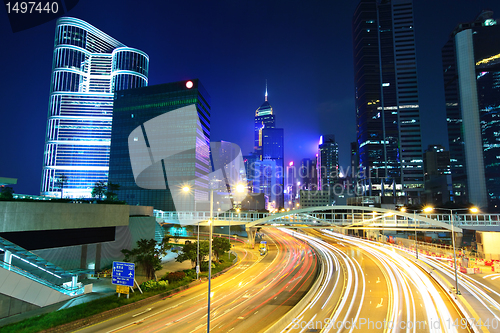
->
[454, 232, 463, 247]
[246, 226, 256, 248]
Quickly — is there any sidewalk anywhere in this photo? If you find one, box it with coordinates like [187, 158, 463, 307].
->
[0, 251, 195, 328]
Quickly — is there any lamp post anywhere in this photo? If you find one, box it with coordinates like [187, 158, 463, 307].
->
[207, 190, 213, 332]
[182, 186, 201, 280]
[401, 206, 433, 259]
[425, 206, 478, 295]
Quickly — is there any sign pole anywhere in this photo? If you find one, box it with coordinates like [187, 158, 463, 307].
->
[135, 278, 143, 294]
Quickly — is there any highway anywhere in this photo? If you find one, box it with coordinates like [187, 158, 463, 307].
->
[275, 228, 472, 333]
[415, 249, 500, 328]
[75, 228, 318, 333]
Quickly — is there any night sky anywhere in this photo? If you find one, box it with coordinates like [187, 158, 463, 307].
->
[1, 0, 500, 195]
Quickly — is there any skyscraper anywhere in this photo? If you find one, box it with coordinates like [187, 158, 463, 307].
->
[262, 127, 284, 205]
[423, 145, 451, 205]
[108, 80, 210, 211]
[299, 158, 317, 191]
[40, 17, 148, 198]
[254, 86, 276, 158]
[252, 158, 278, 210]
[442, 10, 500, 209]
[318, 135, 339, 190]
[251, 85, 284, 208]
[353, 0, 424, 204]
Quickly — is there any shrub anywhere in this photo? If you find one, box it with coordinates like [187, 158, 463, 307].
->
[162, 271, 186, 283]
[200, 261, 215, 272]
[140, 280, 168, 292]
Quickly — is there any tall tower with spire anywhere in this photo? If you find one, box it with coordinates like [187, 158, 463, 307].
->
[254, 84, 275, 158]
[250, 83, 284, 209]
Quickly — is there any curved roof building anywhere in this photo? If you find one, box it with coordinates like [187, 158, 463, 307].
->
[41, 17, 149, 198]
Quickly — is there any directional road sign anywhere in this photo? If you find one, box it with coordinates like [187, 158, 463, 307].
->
[112, 261, 135, 287]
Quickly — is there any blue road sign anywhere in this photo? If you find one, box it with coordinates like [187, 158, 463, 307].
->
[112, 262, 135, 287]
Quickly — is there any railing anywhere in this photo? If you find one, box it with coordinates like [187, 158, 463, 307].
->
[154, 210, 500, 227]
[0, 261, 84, 296]
[154, 210, 271, 222]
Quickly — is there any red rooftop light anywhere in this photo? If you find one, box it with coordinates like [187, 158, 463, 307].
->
[186, 81, 193, 89]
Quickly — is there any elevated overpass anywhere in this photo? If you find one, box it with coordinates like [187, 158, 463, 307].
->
[155, 205, 500, 246]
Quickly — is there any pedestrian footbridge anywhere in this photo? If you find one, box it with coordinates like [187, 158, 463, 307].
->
[155, 206, 500, 246]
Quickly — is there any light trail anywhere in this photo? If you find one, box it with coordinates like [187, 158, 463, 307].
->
[322, 230, 460, 333]
[81, 228, 319, 333]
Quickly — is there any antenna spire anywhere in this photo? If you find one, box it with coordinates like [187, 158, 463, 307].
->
[265, 80, 268, 102]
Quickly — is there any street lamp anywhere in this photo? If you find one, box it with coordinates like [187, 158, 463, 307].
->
[400, 206, 432, 259]
[425, 206, 478, 295]
[181, 185, 201, 280]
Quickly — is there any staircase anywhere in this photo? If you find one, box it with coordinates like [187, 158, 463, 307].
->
[0, 236, 92, 296]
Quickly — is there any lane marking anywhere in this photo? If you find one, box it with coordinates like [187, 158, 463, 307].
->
[132, 308, 152, 317]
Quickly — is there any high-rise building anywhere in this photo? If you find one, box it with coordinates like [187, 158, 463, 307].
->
[252, 157, 278, 210]
[423, 145, 451, 205]
[262, 127, 284, 206]
[251, 85, 284, 208]
[353, 0, 424, 204]
[285, 161, 298, 209]
[108, 79, 210, 211]
[299, 158, 317, 191]
[243, 152, 259, 192]
[254, 87, 276, 158]
[442, 10, 500, 209]
[318, 135, 339, 190]
[41, 17, 148, 198]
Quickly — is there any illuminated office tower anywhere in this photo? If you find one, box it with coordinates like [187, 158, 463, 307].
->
[252, 85, 284, 208]
[252, 158, 278, 211]
[318, 135, 339, 190]
[41, 17, 148, 198]
[108, 80, 211, 211]
[254, 86, 276, 158]
[353, 0, 424, 204]
[442, 10, 500, 209]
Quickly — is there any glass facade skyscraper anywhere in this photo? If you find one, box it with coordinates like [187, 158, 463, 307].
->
[254, 89, 276, 158]
[318, 135, 339, 190]
[251, 87, 284, 208]
[442, 10, 500, 209]
[108, 80, 211, 211]
[41, 17, 148, 198]
[353, 0, 424, 204]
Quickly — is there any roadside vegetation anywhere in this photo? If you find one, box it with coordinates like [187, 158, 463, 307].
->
[0, 237, 236, 333]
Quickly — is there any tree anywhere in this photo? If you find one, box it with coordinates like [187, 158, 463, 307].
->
[55, 174, 68, 199]
[0, 186, 14, 200]
[105, 182, 120, 200]
[121, 236, 171, 280]
[91, 181, 106, 199]
[212, 237, 231, 263]
[185, 224, 195, 235]
[176, 241, 209, 268]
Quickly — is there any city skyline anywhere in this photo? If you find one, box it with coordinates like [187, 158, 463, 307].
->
[2, 1, 500, 195]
